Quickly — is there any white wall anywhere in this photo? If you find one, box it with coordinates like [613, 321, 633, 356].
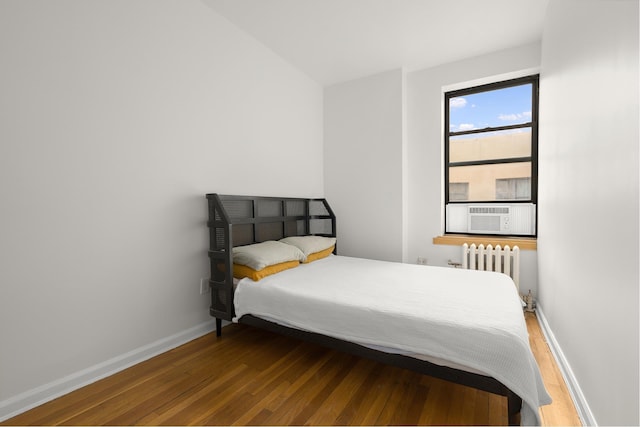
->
[0, 0, 323, 416]
[324, 69, 405, 262]
[405, 43, 542, 293]
[537, 1, 639, 425]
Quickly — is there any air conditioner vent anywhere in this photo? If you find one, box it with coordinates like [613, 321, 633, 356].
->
[469, 207, 510, 214]
[470, 215, 502, 232]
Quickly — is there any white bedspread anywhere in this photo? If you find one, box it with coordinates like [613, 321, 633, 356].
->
[233, 255, 551, 425]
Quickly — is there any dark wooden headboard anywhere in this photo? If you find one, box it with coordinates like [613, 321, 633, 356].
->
[205, 194, 336, 322]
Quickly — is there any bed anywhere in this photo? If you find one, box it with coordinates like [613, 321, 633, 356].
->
[206, 193, 551, 425]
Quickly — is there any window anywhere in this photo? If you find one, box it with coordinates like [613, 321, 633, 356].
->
[444, 75, 538, 236]
[449, 182, 469, 201]
[496, 177, 531, 200]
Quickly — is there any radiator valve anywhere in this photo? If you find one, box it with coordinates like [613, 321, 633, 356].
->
[524, 290, 535, 312]
[447, 260, 462, 268]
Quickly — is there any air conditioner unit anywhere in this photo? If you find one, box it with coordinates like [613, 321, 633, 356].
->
[468, 206, 511, 234]
[446, 203, 536, 235]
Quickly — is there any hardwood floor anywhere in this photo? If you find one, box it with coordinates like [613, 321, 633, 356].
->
[525, 314, 582, 426]
[3, 313, 581, 426]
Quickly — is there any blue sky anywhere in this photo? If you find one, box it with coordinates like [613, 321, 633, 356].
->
[449, 83, 532, 133]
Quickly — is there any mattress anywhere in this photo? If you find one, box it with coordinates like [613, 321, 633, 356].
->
[233, 255, 551, 425]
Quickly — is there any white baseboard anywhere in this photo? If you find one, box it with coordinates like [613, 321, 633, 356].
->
[535, 305, 597, 426]
[0, 319, 222, 422]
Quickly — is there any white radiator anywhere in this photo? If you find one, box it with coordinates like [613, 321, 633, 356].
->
[461, 243, 520, 291]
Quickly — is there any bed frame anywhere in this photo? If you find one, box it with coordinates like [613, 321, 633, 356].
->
[206, 193, 523, 425]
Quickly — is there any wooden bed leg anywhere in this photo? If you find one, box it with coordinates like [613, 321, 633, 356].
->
[507, 391, 522, 426]
[215, 318, 222, 337]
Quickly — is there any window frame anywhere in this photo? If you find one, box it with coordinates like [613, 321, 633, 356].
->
[444, 74, 539, 236]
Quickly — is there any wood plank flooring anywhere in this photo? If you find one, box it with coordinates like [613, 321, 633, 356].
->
[525, 314, 581, 426]
[3, 313, 581, 426]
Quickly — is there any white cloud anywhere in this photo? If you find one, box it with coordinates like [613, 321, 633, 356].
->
[458, 123, 475, 131]
[498, 111, 532, 121]
[450, 97, 467, 108]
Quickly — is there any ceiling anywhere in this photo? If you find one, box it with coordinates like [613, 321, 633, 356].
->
[203, 0, 549, 86]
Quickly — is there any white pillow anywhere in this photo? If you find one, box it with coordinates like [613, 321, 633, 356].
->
[232, 240, 305, 271]
[280, 235, 336, 258]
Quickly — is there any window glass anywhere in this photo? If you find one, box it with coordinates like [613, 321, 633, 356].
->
[449, 162, 531, 202]
[449, 84, 533, 130]
[449, 129, 532, 163]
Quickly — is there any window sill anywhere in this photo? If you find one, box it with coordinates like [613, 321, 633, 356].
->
[433, 234, 537, 250]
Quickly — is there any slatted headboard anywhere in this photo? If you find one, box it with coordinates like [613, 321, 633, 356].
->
[205, 194, 337, 323]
